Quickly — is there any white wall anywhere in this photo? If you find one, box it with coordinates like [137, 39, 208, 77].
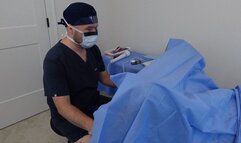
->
[51, 0, 241, 88]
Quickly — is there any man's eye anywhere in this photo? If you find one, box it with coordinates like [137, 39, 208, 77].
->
[88, 28, 97, 32]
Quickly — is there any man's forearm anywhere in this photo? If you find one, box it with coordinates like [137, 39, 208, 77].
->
[57, 103, 93, 132]
[99, 71, 116, 88]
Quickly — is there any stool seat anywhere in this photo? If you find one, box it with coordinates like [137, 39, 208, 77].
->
[50, 119, 71, 143]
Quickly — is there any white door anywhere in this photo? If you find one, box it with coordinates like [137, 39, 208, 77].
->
[0, 0, 50, 128]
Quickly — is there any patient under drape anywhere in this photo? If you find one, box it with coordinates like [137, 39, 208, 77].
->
[90, 39, 241, 143]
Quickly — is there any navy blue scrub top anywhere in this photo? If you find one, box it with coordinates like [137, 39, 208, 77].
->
[43, 42, 105, 119]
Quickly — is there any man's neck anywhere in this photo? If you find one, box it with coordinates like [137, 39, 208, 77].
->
[60, 37, 87, 61]
[61, 37, 84, 51]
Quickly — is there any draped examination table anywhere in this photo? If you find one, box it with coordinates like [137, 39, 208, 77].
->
[92, 39, 241, 143]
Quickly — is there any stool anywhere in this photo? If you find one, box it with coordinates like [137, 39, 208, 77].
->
[50, 119, 71, 143]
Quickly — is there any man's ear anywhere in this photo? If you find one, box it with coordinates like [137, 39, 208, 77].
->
[67, 26, 74, 35]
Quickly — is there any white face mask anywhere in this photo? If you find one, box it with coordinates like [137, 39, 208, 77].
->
[81, 34, 98, 49]
[64, 19, 98, 48]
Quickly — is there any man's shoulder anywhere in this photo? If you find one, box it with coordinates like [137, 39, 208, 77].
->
[45, 42, 66, 61]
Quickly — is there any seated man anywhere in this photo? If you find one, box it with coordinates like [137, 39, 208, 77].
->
[43, 2, 115, 143]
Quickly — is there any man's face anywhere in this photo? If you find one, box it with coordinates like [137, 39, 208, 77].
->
[76, 23, 98, 33]
[72, 23, 98, 43]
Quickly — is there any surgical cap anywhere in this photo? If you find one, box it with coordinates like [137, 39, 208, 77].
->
[63, 2, 98, 26]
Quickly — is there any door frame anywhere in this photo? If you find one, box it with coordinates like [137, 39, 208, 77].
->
[44, 0, 59, 47]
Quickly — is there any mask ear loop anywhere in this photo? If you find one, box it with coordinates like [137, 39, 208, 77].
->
[63, 18, 84, 34]
[62, 18, 85, 46]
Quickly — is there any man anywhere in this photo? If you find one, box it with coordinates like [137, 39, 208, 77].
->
[43, 2, 116, 143]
